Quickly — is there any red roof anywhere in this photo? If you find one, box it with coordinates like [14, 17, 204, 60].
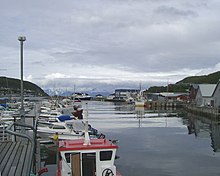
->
[59, 138, 118, 151]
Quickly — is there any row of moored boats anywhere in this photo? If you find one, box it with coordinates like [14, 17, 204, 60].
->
[0, 98, 121, 176]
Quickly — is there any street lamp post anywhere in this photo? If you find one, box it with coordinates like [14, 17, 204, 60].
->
[18, 36, 26, 128]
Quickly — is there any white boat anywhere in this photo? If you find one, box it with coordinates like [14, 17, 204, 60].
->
[134, 99, 146, 107]
[134, 89, 146, 107]
[134, 82, 147, 107]
[72, 92, 92, 100]
[37, 119, 98, 140]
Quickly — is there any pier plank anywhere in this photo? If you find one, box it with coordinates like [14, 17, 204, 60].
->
[2, 142, 20, 176]
[0, 142, 6, 152]
[22, 142, 32, 175]
[15, 143, 27, 176]
[0, 142, 12, 165]
[0, 142, 16, 169]
[0, 141, 33, 176]
[8, 144, 23, 176]
[0, 142, 8, 162]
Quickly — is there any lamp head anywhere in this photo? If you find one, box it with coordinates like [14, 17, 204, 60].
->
[18, 36, 26, 42]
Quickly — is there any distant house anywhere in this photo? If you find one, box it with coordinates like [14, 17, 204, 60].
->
[146, 92, 188, 102]
[195, 84, 216, 107]
[212, 80, 220, 108]
[146, 93, 162, 101]
[159, 92, 188, 102]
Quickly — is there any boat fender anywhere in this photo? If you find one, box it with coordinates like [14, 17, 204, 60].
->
[37, 167, 48, 175]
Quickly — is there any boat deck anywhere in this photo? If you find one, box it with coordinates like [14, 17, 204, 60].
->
[0, 141, 33, 176]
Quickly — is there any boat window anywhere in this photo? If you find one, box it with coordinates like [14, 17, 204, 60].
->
[65, 153, 71, 163]
[100, 151, 112, 161]
[48, 119, 58, 123]
[52, 125, 66, 129]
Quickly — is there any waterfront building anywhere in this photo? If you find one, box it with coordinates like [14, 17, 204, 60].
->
[195, 84, 216, 107]
[212, 80, 220, 108]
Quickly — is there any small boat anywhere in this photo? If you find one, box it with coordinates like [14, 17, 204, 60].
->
[37, 119, 98, 140]
[73, 92, 92, 101]
[56, 137, 121, 176]
[134, 82, 147, 107]
[134, 99, 146, 107]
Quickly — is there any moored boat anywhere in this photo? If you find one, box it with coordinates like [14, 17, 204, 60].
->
[134, 99, 146, 107]
[72, 92, 92, 101]
[56, 138, 121, 176]
[37, 119, 98, 140]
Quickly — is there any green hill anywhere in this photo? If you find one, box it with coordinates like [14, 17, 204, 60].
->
[147, 71, 220, 93]
[0, 76, 48, 96]
[176, 71, 220, 84]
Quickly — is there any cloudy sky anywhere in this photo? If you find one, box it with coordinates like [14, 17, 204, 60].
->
[1, 0, 220, 93]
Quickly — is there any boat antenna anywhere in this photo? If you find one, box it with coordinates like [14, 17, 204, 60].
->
[83, 103, 91, 146]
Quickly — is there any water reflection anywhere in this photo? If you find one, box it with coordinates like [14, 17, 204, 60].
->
[86, 101, 220, 153]
[211, 122, 220, 152]
[134, 107, 145, 128]
[186, 114, 220, 152]
[115, 102, 220, 153]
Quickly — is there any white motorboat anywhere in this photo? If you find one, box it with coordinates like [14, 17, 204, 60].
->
[72, 92, 92, 100]
[37, 119, 98, 140]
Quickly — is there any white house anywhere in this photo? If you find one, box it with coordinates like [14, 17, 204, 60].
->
[195, 84, 216, 107]
[212, 80, 220, 108]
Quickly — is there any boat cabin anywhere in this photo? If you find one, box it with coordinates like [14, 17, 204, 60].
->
[57, 138, 121, 176]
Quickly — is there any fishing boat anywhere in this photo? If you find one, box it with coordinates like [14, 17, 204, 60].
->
[56, 138, 121, 176]
[55, 120, 121, 176]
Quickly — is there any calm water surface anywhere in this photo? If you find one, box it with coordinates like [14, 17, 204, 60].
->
[42, 101, 220, 176]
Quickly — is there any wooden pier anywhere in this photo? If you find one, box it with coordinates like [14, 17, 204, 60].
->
[0, 122, 37, 176]
[0, 141, 33, 176]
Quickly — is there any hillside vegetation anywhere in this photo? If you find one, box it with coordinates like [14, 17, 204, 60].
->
[0, 76, 48, 96]
[176, 71, 220, 84]
[147, 71, 220, 93]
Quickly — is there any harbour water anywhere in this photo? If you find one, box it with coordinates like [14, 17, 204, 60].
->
[41, 101, 220, 176]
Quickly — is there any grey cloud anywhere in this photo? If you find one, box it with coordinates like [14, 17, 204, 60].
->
[154, 5, 197, 19]
[1, 0, 220, 92]
[31, 61, 45, 66]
